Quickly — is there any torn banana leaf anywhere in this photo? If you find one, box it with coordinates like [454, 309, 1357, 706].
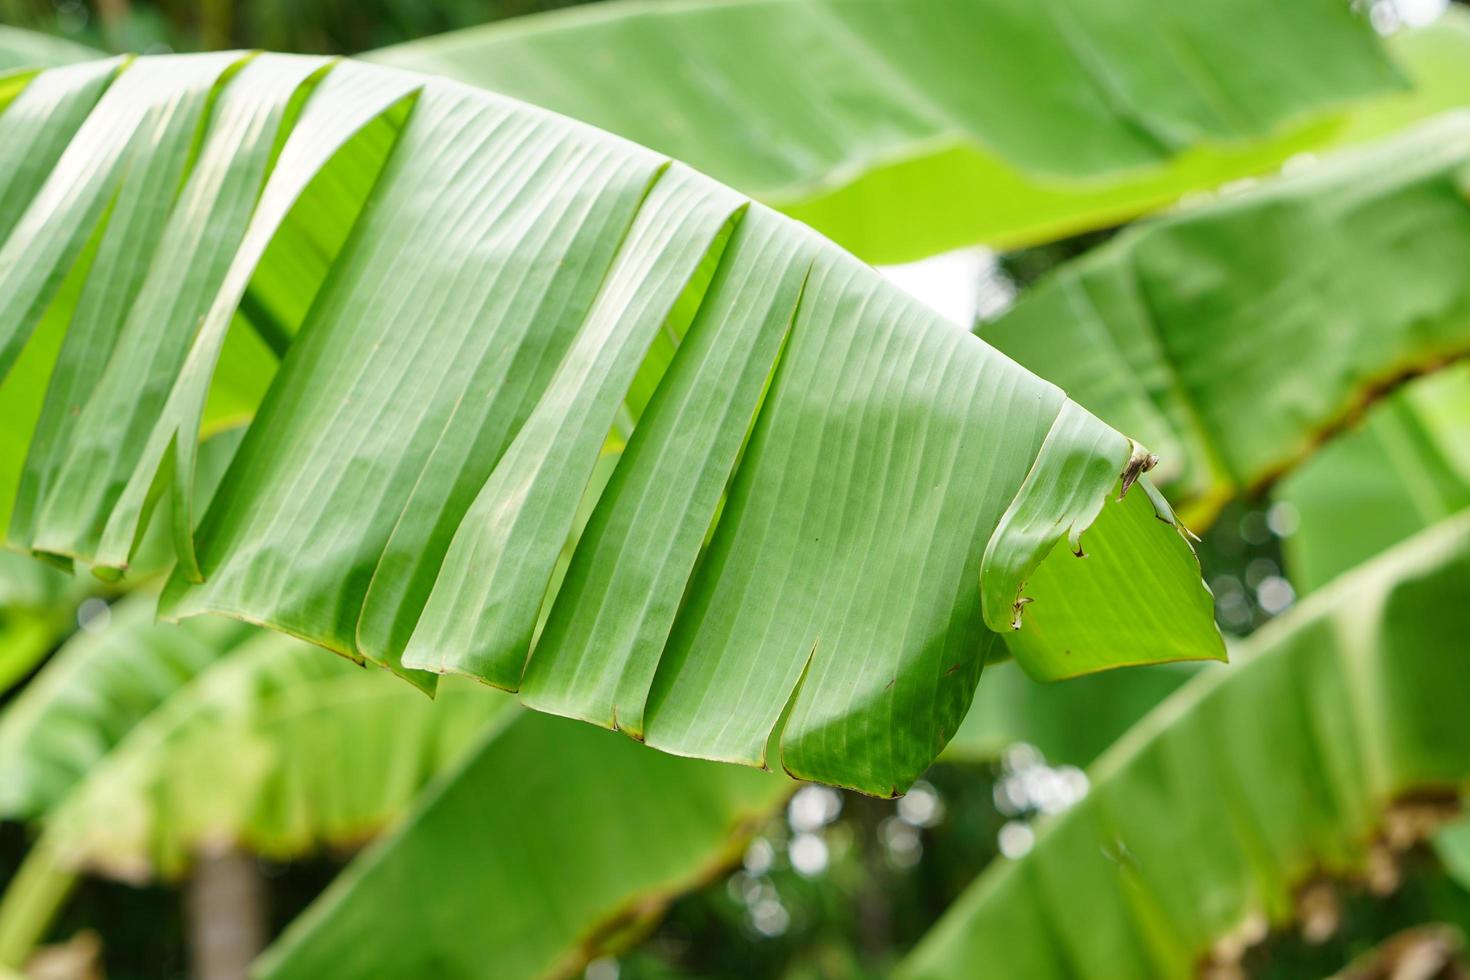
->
[902, 508, 1470, 979]
[366, 0, 1402, 265]
[941, 373, 1470, 769]
[983, 112, 1470, 527]
[0, 428, 241, 698]
[0, 53, 1221, 796]
[1277, 365, 1470, 596]
[254, 712, 790, 980]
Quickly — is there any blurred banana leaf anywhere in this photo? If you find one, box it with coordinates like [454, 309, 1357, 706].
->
[902, 508, 1470, 978]
[1434, 817, 1470, 894]
[0, 595, 792, 978]
[253, 711, 790, 980]
[0, 596, 252, 821]
[1339, 7, 1470, 146]
[0, 606, 498, 965]
[367, 0, 1403, 264]
[983, 112, 1470, 527]
[4, 3, 1466, 268]
[1277, 365, 1470, 596]
[0, 25, 97, 74]
[0, 551, 86, 694]
[941, 660, 1201, 769]
[0, 52, 1222, 796]
[34, 635, 499, 880]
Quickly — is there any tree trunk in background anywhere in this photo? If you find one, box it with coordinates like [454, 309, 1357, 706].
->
[185, 848, 267, 980]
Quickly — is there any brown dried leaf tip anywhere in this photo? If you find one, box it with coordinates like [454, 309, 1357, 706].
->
[1119, 442, 1160, 500]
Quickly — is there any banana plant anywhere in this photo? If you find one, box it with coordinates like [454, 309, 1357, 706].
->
[257, 303, 1470, 979]
[0, 50, 1230, 797]
[0, 3, 1467, 976]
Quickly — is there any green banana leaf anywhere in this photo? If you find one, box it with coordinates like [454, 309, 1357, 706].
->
[982, 112, 1470, 527]
[0, 427, 241, 696]
[367, 0, 1402, 265]
[254, 710, 789, 980]
[901, 507, 1470, 979]
[0, 609, 69, 695]
[0, 53, 1222, 795]
[1277, 365, 1470, 595]
[0, 550, 72, 610]
[0, 26, 98, 74]
[942, 372, 1470, 778]
[7, 6, 1462, 268]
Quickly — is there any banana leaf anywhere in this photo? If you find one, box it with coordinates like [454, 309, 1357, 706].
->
[0, 610, 495, 964]
[902, 508, 1470, 978]
[33, 637, 500, 880]
[0, 596, 252, 821]
[0, 426, 241, 698]
[944, 368, 1470, 771]
[1339, 7, 1470, 146]
[0, 53, 1221, 795]
[983, 113, 1470, 526]
[254, 711, 788, 980]
[0, 26, 98, 75]
[367, 0, 1403, 264]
